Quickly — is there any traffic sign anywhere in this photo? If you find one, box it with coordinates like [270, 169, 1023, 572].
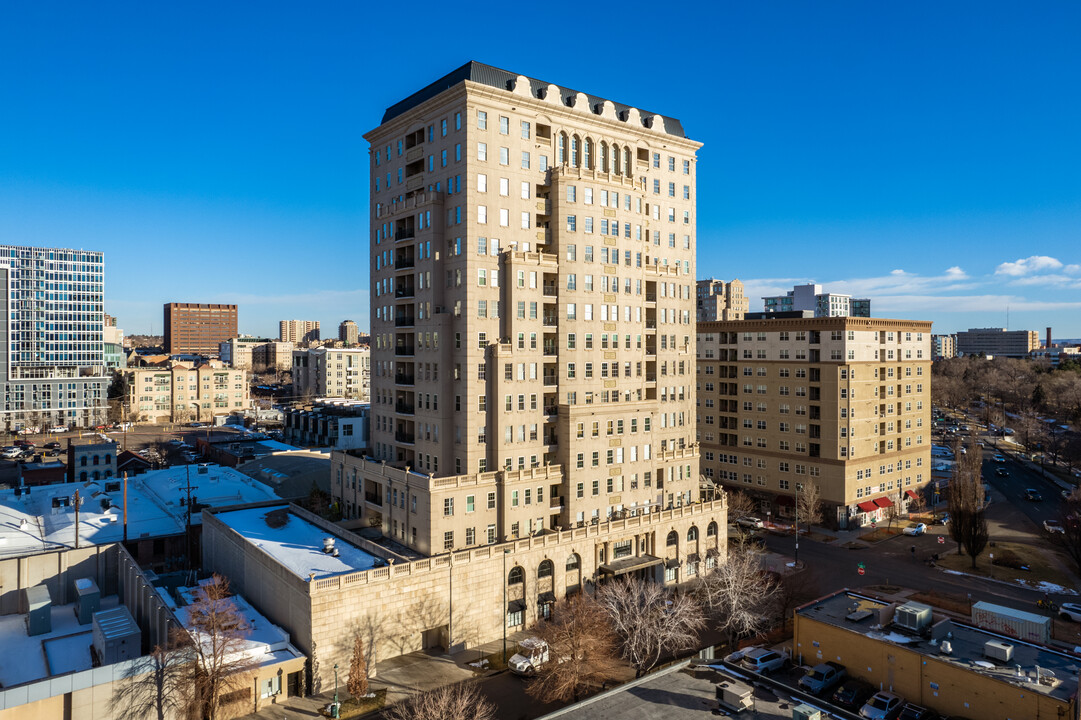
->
[937, 536, 945, 545]
[858, 562, 866, 569]
[858, 567, 865, 576]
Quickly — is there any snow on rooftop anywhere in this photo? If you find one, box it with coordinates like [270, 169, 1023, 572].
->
[0, 595, 120, 688]
[168, 581, 303, 667]
[0, 464, 279, 558]
[216, 506, 380, 579]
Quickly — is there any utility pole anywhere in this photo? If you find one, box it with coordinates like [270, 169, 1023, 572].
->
[793, 482, 800, 567]
[123, 472, 129, 542]
[73, 489, 80, 549]
[182, 465, 198, 576]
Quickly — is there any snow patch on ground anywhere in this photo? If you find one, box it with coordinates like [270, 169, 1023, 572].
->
[1024, 580, 1079, 595]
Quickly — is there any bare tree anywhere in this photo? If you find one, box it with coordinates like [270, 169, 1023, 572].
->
[946, 442, 988, 568]
[725, 490, 761, 551]
[109, 633, 192, 720]
[348, 633, 369, 700]
[597, 575, 705, 677]
[796, 482, 823, 529]
[382, 682, 496, 720]
[695, 551, 779, 648]
[181, 575, 258, 720]
[526, 595, 623, 703]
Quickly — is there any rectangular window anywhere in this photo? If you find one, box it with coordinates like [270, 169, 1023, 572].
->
[477, 142, 487, 161]
[477, 110, 487, 129]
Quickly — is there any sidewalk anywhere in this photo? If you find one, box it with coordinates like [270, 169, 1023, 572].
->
[236, 631, 536, 720]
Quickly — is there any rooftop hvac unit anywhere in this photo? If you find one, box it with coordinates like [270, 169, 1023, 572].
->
[940, 640, 953, 655]
[74, 577, 100, 625]
[93, 606, 141, 665]
[792, 704, 822, 720]
[984, 640, 1014, 663]
[893, 601, 933, 633]
[24, 584, 52, 636]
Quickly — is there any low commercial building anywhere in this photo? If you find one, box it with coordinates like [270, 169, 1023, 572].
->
[956, 327, 1040, 358]
[66, 438, 119, 482]
[282, 399, 370, 450]
[125, 360, 249, 424]
[203, 497, 726, 693]
[0, 464, 279, 567]
[0, 543, 304, 719]
[794, 590, 1077, 720]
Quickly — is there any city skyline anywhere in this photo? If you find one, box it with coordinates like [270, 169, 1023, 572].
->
[2, 2, 1079, 336]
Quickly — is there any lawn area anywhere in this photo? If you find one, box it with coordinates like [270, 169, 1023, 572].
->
[934, 541, 1076, 590]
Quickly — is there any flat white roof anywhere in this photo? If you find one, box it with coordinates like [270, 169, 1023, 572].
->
[0, 464, 279, 558]
[215, 505, 380, 579]
[0, 595, 120, 688]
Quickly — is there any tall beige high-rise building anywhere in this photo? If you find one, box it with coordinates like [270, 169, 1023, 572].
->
[696, 278, 747, 321]
[697, 317, 932, 528]
[348, 61, 706, 555]
[338, 319, 360, 345]
[279, 319, 320, 344]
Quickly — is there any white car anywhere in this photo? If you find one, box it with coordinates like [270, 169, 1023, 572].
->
[1044, 520, 1065, 534]
[735, 516, 765, 530]
[1060, 603, 1081, 622]
[903, 523, 927, 536]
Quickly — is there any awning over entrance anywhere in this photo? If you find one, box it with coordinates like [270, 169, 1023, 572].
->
[508, 599, 525, 613]
[538, 591, 556, 605]
[905, 489, 920, 500]
[874, 497, 894, 508]
[857, 500, 878, 513]
[598, 555, 662, 576]
[706, 547, 720, 558]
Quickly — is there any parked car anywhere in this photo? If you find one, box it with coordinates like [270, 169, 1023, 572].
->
[739, 647, 786, 675]
[14, 440, 35, 449]
[735, 516, 765, 530]
[47, 425, 67, 433]
[903, 523, 927, 536]
[1025, 488, 1043, 502]
[798, 661, 846, 695]
[832, 679, 875, 711]
[1044, 519, 1065, 534]
[993, 454, 1006, 463]
[860, 691, 904, 719]
[898, 702, 937, 720]
[1059, 603, 1081, 622]
[44, 449, 61, 457]
[994, 467, 1008, 477]
[43, 441, 61, 450]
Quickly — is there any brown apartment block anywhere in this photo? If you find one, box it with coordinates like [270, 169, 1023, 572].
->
[337, 61, 715, 557]
[163, 302, 238, 355]
[697, 316, 933, 528]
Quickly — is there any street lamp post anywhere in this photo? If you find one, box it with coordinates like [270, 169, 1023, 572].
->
[793, 482, 800, 567]
[502, 548, 509, 665]
[332, 662, 339, 719]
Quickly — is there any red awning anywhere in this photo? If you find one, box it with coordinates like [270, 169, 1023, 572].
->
[774, 495, 795, 507]
[905, 490, 919, 500]
[857, 501, 878, 513]
[874, 497, 894, 508]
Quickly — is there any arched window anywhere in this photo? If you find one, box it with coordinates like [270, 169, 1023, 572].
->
[687, 526, 699, 542]
[92, 455, 99, 466]
[623, 147, 631, 174]
[599, 142, 609, 173]
[570, 135, 580, 167]
[104, 454, 112, 464]
[508, 566, 524, 585]
[666, 530, 678, 547]
[105, 470, 113, 478]
[566, 554, 580, 571]
[583, 138, 593, 169]
[80, 456, 87, 467]
[79, 471, 87, 482]
[612, 144, 621, 175]
[538, 560, 553, 579]
[92, 471, 100, 481]
[557, 133, 567, 164]
[707, 521, 718, 537]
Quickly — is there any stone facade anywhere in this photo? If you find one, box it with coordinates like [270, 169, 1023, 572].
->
[203, 498, 725, 692]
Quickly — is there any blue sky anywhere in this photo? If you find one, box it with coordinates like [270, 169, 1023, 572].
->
[2, 2, 1079, 338]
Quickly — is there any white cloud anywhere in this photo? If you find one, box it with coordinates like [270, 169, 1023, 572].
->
[1065, 264, 1081, 275]
[944, 266, 967, 279]
[995, 255, 1063, 277]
